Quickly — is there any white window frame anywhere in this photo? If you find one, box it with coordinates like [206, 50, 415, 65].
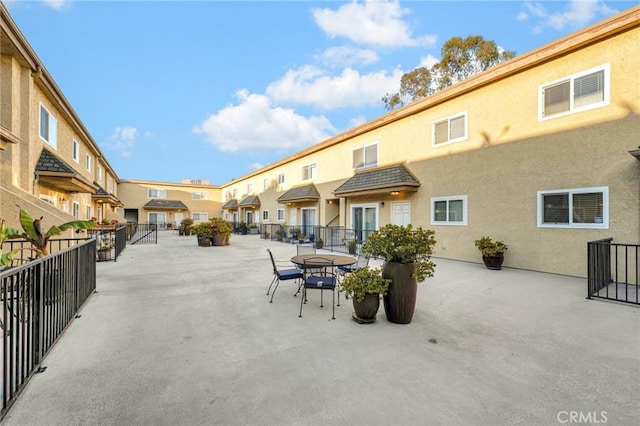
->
[191, 191, 208, 200]
[538, 63, 610, 121]
[86, 205, 92, 220]
[430, 195, 468, 226]
[86, 154, 92, 172]
[72, 201, 80, 218]
[232, 188, 238, 198]
[263, 178, 269, 190]
[302, 163, 317, 181]
[352, 143, 378, 170]
[192, 212, 209, 221]
[147, 189, 167, 199]
[39, 194, 56, 206]
[97, 165, 103, 182]
[39, 103, 58, 149]
[247, 183, 253, 194]
[72, 140, 80, 163]
[432, 111, 468, 147]
[537, 186, 609, 229]
[262, 210, 269, 221]
[277, 208, 285, 222]
[278, 173, 285, 185]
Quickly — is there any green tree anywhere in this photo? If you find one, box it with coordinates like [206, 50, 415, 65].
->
[383, 35, 516, 111]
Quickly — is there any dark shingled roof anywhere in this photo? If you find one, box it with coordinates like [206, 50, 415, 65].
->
[333, 164, 420, 196]
[222, 199, 239, 209]
[277, 183, 320, 203]
[36, 148, 76, 173]
[238, 195, 261, 207]
[143, 199, 189, 210]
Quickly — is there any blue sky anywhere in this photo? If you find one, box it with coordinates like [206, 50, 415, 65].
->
[6, 0, 638, 184]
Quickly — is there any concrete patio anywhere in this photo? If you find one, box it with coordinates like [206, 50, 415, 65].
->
[3, 232, 639, 426]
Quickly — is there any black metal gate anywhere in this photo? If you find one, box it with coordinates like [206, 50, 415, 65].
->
[587, 238, 639, 305]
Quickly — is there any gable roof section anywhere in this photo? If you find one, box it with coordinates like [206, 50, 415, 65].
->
[333, 164, 420, 197]
[221, 199, 239, 210]
[35, 148, 97, 193]
[277, 183, 320, 204]
[92, 183, 124, 207]
[143, 199, 188, 210]
[238, 195, 261, 208]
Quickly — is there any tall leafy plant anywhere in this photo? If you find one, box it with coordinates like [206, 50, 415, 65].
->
[10, 206, 96, 258]
[0, 219, 21, 267]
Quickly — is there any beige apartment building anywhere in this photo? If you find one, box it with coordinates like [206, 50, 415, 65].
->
[2, 3, 638, 279]
[0, 4, 124, 233]
[219, 7, 640, 277]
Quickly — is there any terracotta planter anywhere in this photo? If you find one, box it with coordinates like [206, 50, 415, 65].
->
[213, 234, 226, 246]
[352, 293, 380, 323]
[482, 254, 504, 270]
[382, 262, 417, 324]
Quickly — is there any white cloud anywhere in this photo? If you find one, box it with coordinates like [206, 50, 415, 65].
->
[193, 90, 336, 153]
[418, 54, 439, 69]
[43, 0, 72, 10]
[266, 66, 405, 110]
[249, 162, 265, 171]
[316, 46, 380, 68]
[349, 115, 368, 128]
[108, 126, 138, 159]
[520, 0, 619, 33]
[312, 0, 436, 47]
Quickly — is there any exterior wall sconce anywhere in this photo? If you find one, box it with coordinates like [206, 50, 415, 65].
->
[380, 202, 385, 207]
[327, 200, 333, 204]
[390, 191, 400, 195]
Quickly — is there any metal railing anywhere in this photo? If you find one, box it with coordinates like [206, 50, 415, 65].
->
[258, 225, 375, 254]
[1, 239, 96, 419]
[126, 223, 157, 245]
[587, 238, 639, 305]
[86, 226, 128, 262]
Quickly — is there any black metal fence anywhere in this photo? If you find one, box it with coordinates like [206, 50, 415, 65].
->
[126, 223, 158, 245]
[86, 226, 128, 262]
[1, 239, 96, 419]
[258, 224, 375, 254]
[587, 238, 639, 305]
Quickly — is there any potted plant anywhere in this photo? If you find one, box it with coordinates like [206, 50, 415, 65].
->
[361, 224, 436, 324]
[474, 236, 508, 270]
[97, 242, 112, 261]
[192, 222, 214, 246]
[210, 217, 233, 246]
[341, 266, 391, 323]
[346, 240, 357, 255]
[297, 234, 306, 244]
[315, 237, 324, 249]
[249, 224, 259, 234]
[178, 218, 194, 236]
[239, 222, 248, 235]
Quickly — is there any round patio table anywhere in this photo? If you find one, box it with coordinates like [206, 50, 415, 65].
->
[290, 254, 357, 268]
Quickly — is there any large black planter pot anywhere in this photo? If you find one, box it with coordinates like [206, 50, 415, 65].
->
[352, 293, 380, 323]
[382, 262, 417, 324]
[482, 254, 504, 270]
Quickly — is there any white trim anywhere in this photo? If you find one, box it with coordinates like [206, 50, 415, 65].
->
[430, 195, 468, 226]
[537, 186, 609, 229]
[352, 142, 378, 170]
[39, 103, 57, 149]
[431, 111, 468, 147]
[192, 212, 209, 221]
[277, 208, 285, 222]
[72, 140, 80, 163]
[538, 63, 610, 121]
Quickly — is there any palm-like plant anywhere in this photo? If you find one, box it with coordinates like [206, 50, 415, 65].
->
[10, 206, 96, 258]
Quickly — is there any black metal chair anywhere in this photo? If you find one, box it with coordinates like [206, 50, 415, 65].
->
[299, 256, 338, 320]
[266, 249, 303, 303]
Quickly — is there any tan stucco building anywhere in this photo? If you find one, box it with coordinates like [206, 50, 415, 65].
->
[2, 3, 638, 278]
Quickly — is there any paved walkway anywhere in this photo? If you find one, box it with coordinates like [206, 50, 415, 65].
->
[3, 232, 639, 425]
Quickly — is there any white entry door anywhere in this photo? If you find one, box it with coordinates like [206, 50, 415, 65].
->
[175, 213, 184, 227]
[391, 202, 411, 226]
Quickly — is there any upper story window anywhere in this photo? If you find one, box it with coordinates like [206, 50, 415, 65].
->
[72, 140, 80, 163]
[97, 166, 103, 182]
[232, 188, 238, 198]
[148, 188, 167, 199]
[263, 178, 269, 190]
[302, 163, 317, 180]
[192, 191, 208, 200]
[247, 183, 254, 194]
[72, 202, 79, 218]
[431, 195, 468, 226]
[107, 176, 114, 193]
[278, 173, 285, 185]
[353, 143, 377, 169]
[86, 154, 92, 172]
[86, 205, 92, 220]
[262, 210, 269, 221]
[39, 104, 58, 149]
[537, 186, 608, 229]
[433, 112, 467, 146]
[539, 64, 609, 120]
[192, 212, 209, 221]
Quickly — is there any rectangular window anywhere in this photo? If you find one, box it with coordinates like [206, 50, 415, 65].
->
[232, 188, 238, 198]
[72, 202, 79, 218]
[192, 212, 209, 221]
[537, 187, 608, 229]
[352, 143, 378, 169]
[263, 178, 269, 190]
[97, 166, 103, 182]
[72, 140, 80, 162]
[39, 195, 56, 206]
[540, 64, 609, 120]
[432, 112, 467, 146]
[431, 195, 468, 226]
[39, 104, 58, 148]
[278, 173, 285, 185]
[107, 176, 114, 193]
[302, 163, 317, 180]
[147, 189, 167, 199]
[86, 154, 92, 172]
[277, 209, 285, 221]
[192, 191, 208, 200]
[247, 183, 253, 194]
[86, 205, 92, 220]
[262, 210, 269, 221]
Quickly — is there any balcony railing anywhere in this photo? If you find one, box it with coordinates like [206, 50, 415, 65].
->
[257, 224, 375, 254]
[587, 238, 639, 305]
